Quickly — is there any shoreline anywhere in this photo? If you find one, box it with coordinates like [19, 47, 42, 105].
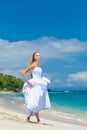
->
[0, 90, 17, 94]
[0, 92, 87, 126]
[0, 92, 87, 130]
[0, 105, 87, 130]
[40, 111, 87, 127]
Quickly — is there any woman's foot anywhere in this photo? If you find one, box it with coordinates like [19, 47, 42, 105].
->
[37, 120, 43, 124]
[26, 112, 33, 123]
[26, 116, 30, 123]
[35, 112, 43, 124]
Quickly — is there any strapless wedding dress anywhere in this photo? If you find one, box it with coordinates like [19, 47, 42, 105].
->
[22, 67, 51, 116]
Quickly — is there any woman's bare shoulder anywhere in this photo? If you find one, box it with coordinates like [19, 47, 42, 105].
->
[28, 62, 37, 69]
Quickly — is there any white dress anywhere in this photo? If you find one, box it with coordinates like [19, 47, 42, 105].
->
[22, 67, 51, 116]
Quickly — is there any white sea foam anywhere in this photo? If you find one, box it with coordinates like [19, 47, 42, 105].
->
[64, 91, 69, 93]
[49, 109, 87, 123]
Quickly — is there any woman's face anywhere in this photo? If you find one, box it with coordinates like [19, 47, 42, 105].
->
[34, 52, 40, 61]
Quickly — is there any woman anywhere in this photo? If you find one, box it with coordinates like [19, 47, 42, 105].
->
[22, 51, 51, 123]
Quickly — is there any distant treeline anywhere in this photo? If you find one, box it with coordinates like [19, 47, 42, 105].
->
[0, 73, 24, 92]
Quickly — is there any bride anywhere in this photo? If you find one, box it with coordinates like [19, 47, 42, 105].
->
[22, 51, 51, 123]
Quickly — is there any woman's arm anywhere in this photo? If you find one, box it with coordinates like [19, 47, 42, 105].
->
[22, 62, 36, 86]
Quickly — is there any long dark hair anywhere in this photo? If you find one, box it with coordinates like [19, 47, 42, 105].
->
[30, 51, 39, 77]
[30, 51, 39, 65]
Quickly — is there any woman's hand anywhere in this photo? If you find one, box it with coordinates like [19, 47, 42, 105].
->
[27, 81, 33, 86]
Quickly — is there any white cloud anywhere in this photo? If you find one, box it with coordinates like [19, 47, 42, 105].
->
[65, 83, 73, 87]
[0, 36, 87, 85]
[0, 37, 87, 65]
[0, 69, 22, 79]
[67, 71, 87, 84]
[54, 79, 61, 83]
[58, 39, 86, 53]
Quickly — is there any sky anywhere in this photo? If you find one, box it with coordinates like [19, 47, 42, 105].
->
[0, 0, 87, 90]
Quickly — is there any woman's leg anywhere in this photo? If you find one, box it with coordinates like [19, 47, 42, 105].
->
[26, 116, 31, 122]
[35, 112, 41, 123]
[26, 109, 32, 122]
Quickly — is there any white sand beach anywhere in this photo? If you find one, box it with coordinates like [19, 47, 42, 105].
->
[0, 105, 87, 130]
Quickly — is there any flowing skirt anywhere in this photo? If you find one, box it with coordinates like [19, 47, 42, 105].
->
[22, 76, 51, 116]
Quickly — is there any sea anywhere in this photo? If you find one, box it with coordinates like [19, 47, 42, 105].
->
[0, 90, 87, 124]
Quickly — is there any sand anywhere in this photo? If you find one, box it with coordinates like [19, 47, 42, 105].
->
[0, 105, 87, 130]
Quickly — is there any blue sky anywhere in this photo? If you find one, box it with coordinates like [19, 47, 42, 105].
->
[0, 0, 87, 90]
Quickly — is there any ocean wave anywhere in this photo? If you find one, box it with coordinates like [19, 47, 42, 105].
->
[64, 91, 70, 93]
[49, 109, 87, 123]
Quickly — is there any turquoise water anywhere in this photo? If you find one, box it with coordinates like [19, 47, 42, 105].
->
[0, 90, 87, 121]
[49, 90, 87, 117]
